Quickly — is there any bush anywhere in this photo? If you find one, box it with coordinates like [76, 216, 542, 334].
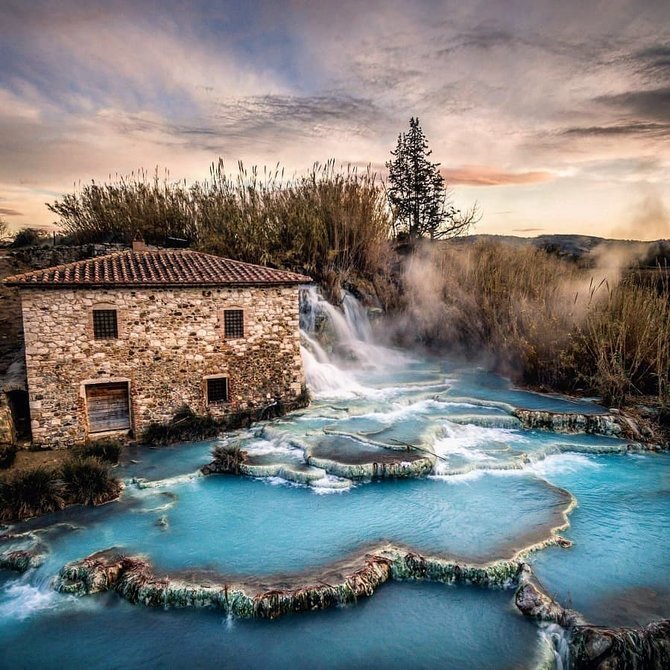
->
[47, 161, 393, 285]
[210, 444, 247, 474]
[0, 444, 17, 469]
[73, 439, 122, 464]
[10, 227, 46, 248]
[580, 279, 670, 407]
[0, 217, 9, 244]
[61, 457, 121, 506]
[141, 405, 220, 446]
[0, 466, 66, 523]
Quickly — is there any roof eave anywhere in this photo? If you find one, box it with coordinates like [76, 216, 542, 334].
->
[5, 280, 314, 289]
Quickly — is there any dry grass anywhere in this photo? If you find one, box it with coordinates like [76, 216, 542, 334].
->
[0, 456, 121, 522]
[581, 278, 670, 406]
[49, 161, 394, 287]
[403, 241, 670, 408]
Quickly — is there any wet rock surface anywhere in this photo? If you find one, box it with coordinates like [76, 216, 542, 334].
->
[0, 547, 46, 572]
[306, 437, 434, 479]
[514, 573, 670, 668]
[513, 409, 624, 437]
[570, 619, 670, 669]
[513, 408, 667, 448]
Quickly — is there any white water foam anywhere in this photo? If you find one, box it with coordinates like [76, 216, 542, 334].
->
[0, 577, 60, 620]
[526, 452, 600, 479]
[300, 287, 409, 398]
[264, 473, 352, 494]
[244, 436, 303, 459]
[129, 471, 203, 490]
[432, 422, 524, 473]
[539, 623, 571, 670]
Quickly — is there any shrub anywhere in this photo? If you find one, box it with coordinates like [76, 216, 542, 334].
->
[73, 439, 122, 464]
[0, 466, 66, 523]
[580, 278, 670, 407]
[0, 444, 17, 469]
[10, 227, 46, 248]
[141, 405, 220, 446]
[61, 457, 121, 506]
[47, 161, 393, 285]
[210, 444, 247, 474]
[0, 217, 9, 244]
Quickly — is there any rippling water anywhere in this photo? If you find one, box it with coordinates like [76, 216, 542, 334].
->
[0, 289, 667, 669]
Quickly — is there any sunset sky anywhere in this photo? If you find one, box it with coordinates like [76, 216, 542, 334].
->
[1, 0, 669, 239]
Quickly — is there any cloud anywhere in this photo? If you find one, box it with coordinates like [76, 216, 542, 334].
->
[560, 122, 670, 138]
[595, 87, 670, 123]
[0, 0, 669, 237]
[440, 166, 554, 186]
[0, 207, 23, 217]
[632, 43, 670, 80]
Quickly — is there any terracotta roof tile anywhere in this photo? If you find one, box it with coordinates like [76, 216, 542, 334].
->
[4, 249, 312, 288]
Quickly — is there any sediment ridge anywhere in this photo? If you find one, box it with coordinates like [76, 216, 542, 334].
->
[515, 577, 670, 669]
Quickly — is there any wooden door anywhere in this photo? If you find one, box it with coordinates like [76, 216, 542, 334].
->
[85, 382, 130, 433]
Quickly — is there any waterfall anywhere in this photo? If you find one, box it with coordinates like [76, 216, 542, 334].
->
[539, 624, 571, 670]
[299, 287, 391, 397]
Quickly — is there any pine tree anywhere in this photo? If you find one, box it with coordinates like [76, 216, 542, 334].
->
[386, 117, 477, 240]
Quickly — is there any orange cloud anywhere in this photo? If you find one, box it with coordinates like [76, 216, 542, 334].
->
[441, 165, 554, 186]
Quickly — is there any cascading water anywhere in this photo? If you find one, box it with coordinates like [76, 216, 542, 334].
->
[299, 287, 380, 396]
[540, 624, 571, 670]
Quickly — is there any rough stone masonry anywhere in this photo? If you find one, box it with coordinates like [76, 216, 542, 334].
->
[6, 248, 311, 447]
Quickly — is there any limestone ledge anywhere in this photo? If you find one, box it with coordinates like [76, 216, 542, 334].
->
[0, 548, 46, 572]
[305, 453, 434, 480]
[513, 408, 666, 447]
[53, 544, 529, 619]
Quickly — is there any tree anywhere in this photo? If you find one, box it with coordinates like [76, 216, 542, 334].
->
[386, 117, 478, 240]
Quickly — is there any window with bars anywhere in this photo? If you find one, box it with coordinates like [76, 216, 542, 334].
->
[223, 309, 244, 339]
[207, 377, 229, 404]
[92, 309, 118, 339]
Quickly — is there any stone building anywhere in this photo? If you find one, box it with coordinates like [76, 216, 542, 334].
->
[5, 243, 311, 447]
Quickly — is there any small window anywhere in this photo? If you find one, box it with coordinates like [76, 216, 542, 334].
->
[93, 309, 118, 339]
[223, 309, 244, 339]
[207, 377, 229, 404]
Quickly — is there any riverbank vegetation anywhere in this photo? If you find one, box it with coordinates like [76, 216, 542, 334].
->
[402, 241, 670, 410]
[0, 457, 121, 523]
[141, 405, 220, 446]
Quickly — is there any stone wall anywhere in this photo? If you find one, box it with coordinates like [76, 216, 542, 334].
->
[8, 243, 127, 271]
[20, 285, 305, 446]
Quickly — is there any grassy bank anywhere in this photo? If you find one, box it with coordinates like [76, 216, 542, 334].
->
[0, 456, 121, 523]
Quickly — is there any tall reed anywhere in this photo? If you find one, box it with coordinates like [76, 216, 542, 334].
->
[405, 241, 670, 407]
[48, 161, 393, 285]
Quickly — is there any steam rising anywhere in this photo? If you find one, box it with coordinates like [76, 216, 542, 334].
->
[388, 237, 662, 387]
